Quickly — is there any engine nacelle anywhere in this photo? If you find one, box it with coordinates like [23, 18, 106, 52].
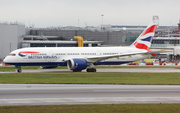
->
[67, 58, 87, 71]
[40, 65, 58, 69]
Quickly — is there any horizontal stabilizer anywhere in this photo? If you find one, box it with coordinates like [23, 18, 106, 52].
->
[145, 50, 171, 54]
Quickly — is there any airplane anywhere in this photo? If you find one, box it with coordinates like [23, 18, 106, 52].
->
[3, 16, 160, 73]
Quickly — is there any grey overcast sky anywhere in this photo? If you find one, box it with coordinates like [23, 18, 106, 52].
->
[0, 0, 179, 27]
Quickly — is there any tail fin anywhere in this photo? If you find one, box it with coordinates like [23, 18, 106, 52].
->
[130, 16, 159, 50]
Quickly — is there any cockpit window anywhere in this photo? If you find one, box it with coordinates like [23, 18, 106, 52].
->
[8, 53, 16, 56]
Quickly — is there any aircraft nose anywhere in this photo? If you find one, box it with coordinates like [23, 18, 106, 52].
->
[3, 56, 8, 63]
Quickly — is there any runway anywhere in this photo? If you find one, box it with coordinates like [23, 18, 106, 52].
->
[0, 84, 180, 106]
[1, 68, 180, 73]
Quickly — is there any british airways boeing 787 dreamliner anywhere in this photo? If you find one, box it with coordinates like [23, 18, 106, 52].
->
[4, 16, 160, 72]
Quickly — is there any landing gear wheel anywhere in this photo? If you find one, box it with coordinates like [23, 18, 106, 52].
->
[17, 69, 22, 73]
[92, 68, 96, 72]
[86, 68, 96, 72]
[87, 68, 91, 72]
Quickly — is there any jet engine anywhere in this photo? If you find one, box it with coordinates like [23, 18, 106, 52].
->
[67, 58, 88, 72]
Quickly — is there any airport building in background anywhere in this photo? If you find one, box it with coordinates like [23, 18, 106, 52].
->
[0, 22, 25, 61]
[0, 20, 180, 62]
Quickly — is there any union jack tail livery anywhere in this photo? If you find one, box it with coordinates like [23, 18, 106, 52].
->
[130, 16, 159, 50]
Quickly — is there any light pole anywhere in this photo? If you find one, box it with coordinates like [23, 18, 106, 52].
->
[101, 14, 104, 32]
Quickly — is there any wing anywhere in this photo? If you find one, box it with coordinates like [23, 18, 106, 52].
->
[62, 50, 170, 63]
[86, 51, 146, 63]
[62, 51, 146, 62]
[86, 50, 170, 63]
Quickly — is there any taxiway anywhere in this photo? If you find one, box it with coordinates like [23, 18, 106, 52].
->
[1, 68, 180, 73]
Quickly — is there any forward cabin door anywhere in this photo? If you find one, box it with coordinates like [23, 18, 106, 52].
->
[97, 50, 102, 56]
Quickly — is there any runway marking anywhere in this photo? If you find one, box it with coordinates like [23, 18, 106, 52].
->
[1, 97, 180, 106]
[94, 90, 180, 92]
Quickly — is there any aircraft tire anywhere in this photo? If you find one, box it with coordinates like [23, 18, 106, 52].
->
[86, 68, 91, 72]
[86, 68, 96, 72]
[17, 69, 22, 73]
[92, 68, 96, 72]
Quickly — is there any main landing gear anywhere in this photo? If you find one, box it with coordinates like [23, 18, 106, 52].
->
[86, 68, 96, 72]
[16, 66, 22, 73]
[86, 64, 97, 72]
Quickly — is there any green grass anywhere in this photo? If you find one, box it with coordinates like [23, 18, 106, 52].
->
[0, 72, 180, 85]
[0, 66, 68, 71]
[0, 104, 180, 113]
[0, 67, 17, 71]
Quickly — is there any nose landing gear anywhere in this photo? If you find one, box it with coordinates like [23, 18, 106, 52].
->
[17, 69, 22, 73]
[86, 64, 97, 72]
[16, 66, 22, 73]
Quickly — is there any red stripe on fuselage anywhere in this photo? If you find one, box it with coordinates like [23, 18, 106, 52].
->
[141, 25, 157, 36]
[19, 51, 39, 54]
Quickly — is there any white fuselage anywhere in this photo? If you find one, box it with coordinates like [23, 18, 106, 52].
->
[4, 46, 151, 66]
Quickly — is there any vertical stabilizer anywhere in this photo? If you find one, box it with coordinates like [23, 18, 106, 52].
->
[130, 16, 159, 50]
